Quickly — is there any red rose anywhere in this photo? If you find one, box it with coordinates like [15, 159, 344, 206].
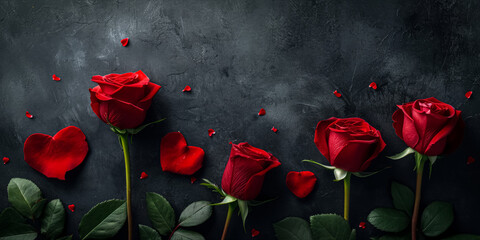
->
[314, 117, 386, 172]
[221, 143, 281, 200]
[89, 70, 161, 129]
[392, 97, 464, 156]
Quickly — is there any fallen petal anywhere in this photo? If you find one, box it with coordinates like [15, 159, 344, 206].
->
[68, 204, 75, 212]
[208, 129, 215, 137]
[251, 228, 260, 237]
[52, 74, 61, 81]
[466, 91, 473, 99]
[3, 157, 9, 164]
[258, 108, 266, 116]
[26, 111, 34, 119]
[333, 90, 342, 98]
[369, 82, 377, 90]
[140, 171, 148, 179]
[467, 156, 475, 165]
[183, 85, 192, 92]
[359, 221, 366, 229]
[121, 38, 129, 47]
[190, 177, 197, 184]
[271, 126, 278, 133]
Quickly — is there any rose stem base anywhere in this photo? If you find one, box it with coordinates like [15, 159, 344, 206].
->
[344, 172, 351, 221]
[412, 154, 426, 240]
[120, 134, 132, 240]
[221, 203, 235, 240]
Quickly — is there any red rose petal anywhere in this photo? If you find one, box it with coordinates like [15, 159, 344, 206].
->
[369, 82, 377, 90]
[258, 108, 266, 116]
[140, 171, 148, 179]
[190, 177, 197, 184]
[286, 171, 317, 198]
[465, 91, 473, 99]
[120, 38, 129, 47]
[26, 111, 34, 119]
[271, 126, 278, 133]
[52, 74, 61, 81]
[333, 90, 342, 97]
[3, 157, 9, 165]
[160, 132, 205, 175]
[208, 129, 215, 137]
[68, 204, 75, 212]
[229, 141, 232, 144]
[183, 85, 192, 92]
[359, 221, 366, 229]
[467, 156, 475, 165]
[251, 228, 260, 237]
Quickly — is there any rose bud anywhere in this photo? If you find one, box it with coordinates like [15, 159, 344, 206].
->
[221, 143, 281, 201]
[89, 70, 161, 129]
[393, 97, 464, 156]
[314, 117, 386, 172]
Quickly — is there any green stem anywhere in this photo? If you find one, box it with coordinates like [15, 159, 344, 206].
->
[412, 155, 426, 240]
[119, 134, 132, 240]
[344, 172, 351, 222]
[221, 203, 235, 240]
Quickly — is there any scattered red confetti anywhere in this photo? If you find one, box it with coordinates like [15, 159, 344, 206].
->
[333, 90, 342, 98]
[120, 38, 129, 47]
[258, 108, 266, 116]
[271, 126, 278, 133]
[229, 141, 232, 144]
[190, 177, 197, 184]
[467, 156, 475, 165]
[68, 204, 75, 212]
[3, 157, 9, 165]
[369, 82, 377, 90]
[52, 74, 61, 81]
[208, 129, 215, 137]
[359, 221, 366, 229]
[465, 91, 473, 99]
[183, 85, 192, 92]
[25, 111, 34, 119]
[140, 172, 148, 179]
[251, 228, 260, 237]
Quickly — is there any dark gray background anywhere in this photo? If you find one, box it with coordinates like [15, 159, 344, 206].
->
[1, 0, 480, 239]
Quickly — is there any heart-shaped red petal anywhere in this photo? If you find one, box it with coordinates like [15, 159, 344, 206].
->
[466, 91, 473, 99]
[359, 221, 366, 229]
[369, 82, 377, 90]
[333, 90, 342, 97]
[140, 171, 148, 179]
[160, 132, 204, 175]
[208, 129, 215, 137]
[183, 85, 192, 92]
[190, 177, 197, 184]
[286, 171, 317, 198]
[52, 74, 61, 81]
[23, 126, 88, 180]
[258, 108, 266, 116]
[26, 111, 34, 119]
[3, 157, 9, 164]
[251, 228, 260, 237]
[121, 38, 129, 47]
[271, 126, 278, 133]
[68, 204, 75, 212]
[467, 156, 475, 165]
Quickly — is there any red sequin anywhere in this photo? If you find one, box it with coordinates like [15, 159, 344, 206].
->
[208, 129, 215, 137]
[68, 204, 75, 212]
[359, 221, 366, 229]
[140, 172, 148, 179]
[26, 111, 34, 119]
[120, 38, 129, 47]
[190, 177, 197, 184]
[52, 74, 61, 81]
[467, 156, 475, 165]
[465, 91, 473, 99]
[369, 82, 377, 90]
[271, 126, 278, 133]
[183, 85, 192, 92]
[333, 90, 342, 97]
[258, 108, 266, 116]
[3, 157, 9, 164]
[251, 228, 260, 237]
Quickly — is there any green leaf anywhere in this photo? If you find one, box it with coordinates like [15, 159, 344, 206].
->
[387, 147, 415, 160]
[139, 224, 162, 240]
[349, 229, 356, 240]
[303, 160, 336, 170]
[146, 192, 175, 236]
[421, 201, 454, 237]
[56, 235, 73, 240]
[0, 222, 37, 240]
[126, 118, 166, 135]
[200, 179, 226, 197]
[178, 201, 212, 227]
[310, 214, 351, 240]
[391, 182, 414, 216]
[211, 195, 237, 206]
[0, 208, 26, 224]
[41, 199, 66, 239]
[273, 217, 313, 240]
[367, 208, 409, 233]
[170, 229, 205, 240]
[7, 178, 44, 219]
[78, 199, 127, 240]
[442, 234, 480, 240]
[238, 200, 249, 231]
[32, 198, 47, 219]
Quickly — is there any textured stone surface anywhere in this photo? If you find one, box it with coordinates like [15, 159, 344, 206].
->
[1, 0, 479, 239]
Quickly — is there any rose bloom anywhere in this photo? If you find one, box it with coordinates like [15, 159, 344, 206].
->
[393, 97, 464, 156]
[314, 117, 386, 172]
[221, 143, 281, 200]
[89, 70, 161, 129]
